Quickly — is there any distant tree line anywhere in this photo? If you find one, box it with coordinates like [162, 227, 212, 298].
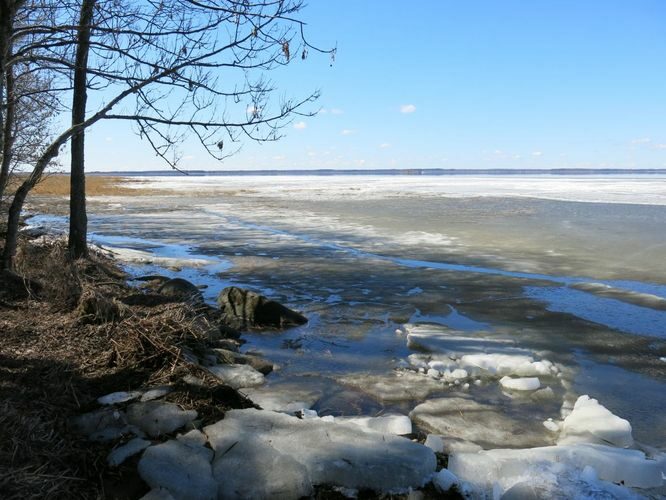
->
[0, 0, 333, 271]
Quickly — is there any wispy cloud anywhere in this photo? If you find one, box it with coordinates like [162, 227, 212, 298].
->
[653, 143, 666, 150]
[330, 108, 344, 115]
[341, 129, 355, 136]
[400, 104, 416, 114]
[379, 143, 391, 149]
[272, 155, 286, 161]
[532, 151, 543, 157]
[631, 137, 651, 144]
[293, 121, 307, 130]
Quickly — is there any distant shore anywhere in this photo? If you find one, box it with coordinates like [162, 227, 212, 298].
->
[87, 167, 666, 177]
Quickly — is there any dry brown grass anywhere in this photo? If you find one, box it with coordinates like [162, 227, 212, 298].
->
[0, 236, 252, 499]
[6, 174, 154, 197]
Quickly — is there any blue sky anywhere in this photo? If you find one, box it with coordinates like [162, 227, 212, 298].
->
[85, 0, 666, 171]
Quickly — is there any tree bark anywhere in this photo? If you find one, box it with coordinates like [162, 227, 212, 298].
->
[68, 0, 95, 259]
[0, 62, 15, 200]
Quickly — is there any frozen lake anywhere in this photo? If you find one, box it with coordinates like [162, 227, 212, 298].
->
[29, 174, 666, 452]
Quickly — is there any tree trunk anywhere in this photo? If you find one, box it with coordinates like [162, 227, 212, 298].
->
[0, 63, 15, 200]
[68, 0, 95, 259]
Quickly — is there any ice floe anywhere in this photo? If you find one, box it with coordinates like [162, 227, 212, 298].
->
[127, 402, 197, 438]
[448, 395, 665, 498]
[410, 397, 550, 449]
[204, 408, 436, 493]
[205, 363, 265, 389]
[138, 440, 216, 500]
[334, 414, 412, 435]
[499, 376, 541, 391]
[558, 395, 634, 448]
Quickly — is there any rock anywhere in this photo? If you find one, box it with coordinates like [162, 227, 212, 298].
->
[211, 348, 274, 375]
[177, 429, 208, 448]
[107, 438, 151, 466]
[204, 409, 436, 492]
[157, 278, 203, 304]
[334, 414, 412, 435]
[558, 395, 633, 448]
[138, 440, 216, 500]
[205, 364, 264, 390]
[409, 397, 548, 449]
[127, 401, 197, 437]
[213, 438, 313, 499]
[98, 391, 143, 405]
[71, 408, 131, 441]
[217, 286, 307, 330]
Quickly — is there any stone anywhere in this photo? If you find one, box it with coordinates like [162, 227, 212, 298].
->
[157, 278, 203, 304]
[210, 348, 274, 375]
[205, 364, 264, 390]
[217, 286, 307, 330]
[127, 401, 197, 437]
[138, 440, 216, 500]
[204, 409, 436, 492]
[409, 397, 549, 449]
[107, 438, 151, 466]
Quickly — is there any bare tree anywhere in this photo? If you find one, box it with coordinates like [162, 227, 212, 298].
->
[1, 0, 334, 270]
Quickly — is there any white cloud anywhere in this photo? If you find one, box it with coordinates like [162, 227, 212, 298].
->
[247, 105, 261, 117]
[293, 121, 307, 130]
[653, 143, 666, 150]
[631, 137, 651, 144]
[331, 108, 344, 115]
[532, 151, 543, 157]
[400, 104, 416, 114]
[356, 159, 367, 167]
[341, 129, 354, 136]
[513, 154, 522, 159]
[307, 151, 317, 157]
[272, 155, 286, 161]
[379, 143, 391, 149]
[105, 136, 113, 142]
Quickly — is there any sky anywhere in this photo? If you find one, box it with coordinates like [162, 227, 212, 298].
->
[84, 0, 666, 171]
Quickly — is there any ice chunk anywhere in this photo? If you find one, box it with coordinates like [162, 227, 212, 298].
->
[72, 408, 131, 441]
[177, 429, 208, 448]
[499, 376, 541, 391]
[558, 395, 633, 448]
[242, 385, 320, 413]
[338, 370, 445, 402]
[140, 489, 176, 500]
[410, 397, 549, 449]
[98, 391, 143, 405]
[204, 409, 436, 492]
[334, 414, 412, 435]
[127, 402, 197, 437]
[405, 324, 512, 353]
[205, 364, 264, 389]
[461, 353, 556, 377]
[107, 437, 151, 466]
[432, 468, 459, 493]
[213, 438, 312, 499]
[141, 386, 173, 402]
[138, 440, 216, 500]
[449, 443, 664, 496]
[543, 419, 561, 433]
[424, 434, 444, 453]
